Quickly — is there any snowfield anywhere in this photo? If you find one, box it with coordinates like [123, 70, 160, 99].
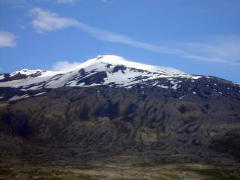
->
[0, 55, 202, 91]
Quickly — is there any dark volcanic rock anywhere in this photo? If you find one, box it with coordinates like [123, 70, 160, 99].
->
[77, 71, 108, 85]
[0, 79, 240, 163]
[0, 70, 43, 82]
[209, 129, 240, 161]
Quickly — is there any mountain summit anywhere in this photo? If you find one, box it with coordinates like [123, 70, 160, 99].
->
[0, 55, 240, 166]
[0, 55, 204, 101]
[0, 55, 190, 90]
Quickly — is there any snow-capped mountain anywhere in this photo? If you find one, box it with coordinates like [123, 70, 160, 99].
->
[0, 55, 239, 102]
[0, 55, 199, 89]
[1, 55, 240, 166]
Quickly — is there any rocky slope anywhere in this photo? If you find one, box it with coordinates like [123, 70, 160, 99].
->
[0, 55, 201, 101]
[0, 55, 240, 164]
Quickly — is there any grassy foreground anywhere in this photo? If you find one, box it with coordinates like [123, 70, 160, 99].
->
[0, 159, 240, 180]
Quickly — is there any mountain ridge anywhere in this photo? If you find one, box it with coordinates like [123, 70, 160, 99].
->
[0, 55, 228, 102]
[0, 54, 240, 165]
[0, 55, 201, 88]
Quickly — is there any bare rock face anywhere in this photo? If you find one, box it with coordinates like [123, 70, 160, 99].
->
[0, 75, 240, 164]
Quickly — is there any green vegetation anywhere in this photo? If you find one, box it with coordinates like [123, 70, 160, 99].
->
[181, 165, 240, 180]
[35, 174, 95, 180]
[0, 166, 98, 180]
[160, 173, 182, 180]
[0, 162, 240, 180]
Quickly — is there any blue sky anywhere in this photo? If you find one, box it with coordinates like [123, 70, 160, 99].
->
[0, 0, 240, 82]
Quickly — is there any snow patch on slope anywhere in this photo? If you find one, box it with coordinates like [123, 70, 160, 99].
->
[0, 55, 202, 91]
[9, 94, 30, 101]
[0, 75, 4, 80]
[10, 69, 42, 77]
[72, 55, 185, 74]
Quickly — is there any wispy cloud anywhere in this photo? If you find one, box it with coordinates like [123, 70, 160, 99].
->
[30, 8, 80, 33]
[101, 0, 113, 4]
[52, 61, 82, 71]
[52, 0, 77, 4]
[0, 31, 16, 48]
[30, 8, 240, 65]
[30, 8, 184, 55]
[0, 0, 78, 7]
[179, 36, 240, 64]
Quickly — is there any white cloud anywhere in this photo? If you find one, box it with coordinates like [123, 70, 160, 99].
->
[30, 8, 80, 33]
[53, 0, 77, 4]
[30, 8, 240, 65]
[0, 0, 78, 6]
[0, 31, 16, 48]
[30, 8, 183, 55]
[179, 36, 240, 64]
[101, 0, 112, 3]
[52, 61, 82, 71]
